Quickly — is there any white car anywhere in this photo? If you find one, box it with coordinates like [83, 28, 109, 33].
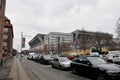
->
[27, 53, 35, 60]
[51, 57, 72, 69]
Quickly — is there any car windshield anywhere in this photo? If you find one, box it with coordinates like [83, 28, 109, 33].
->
[44, 55, 52, 59]
[88, 57, 107, 65]
[59, 57, 70, 62]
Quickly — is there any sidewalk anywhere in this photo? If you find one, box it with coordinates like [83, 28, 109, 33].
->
[9, 57, 30, 80]
[0, 57, 13, 80]
[0, 56, 30, 80]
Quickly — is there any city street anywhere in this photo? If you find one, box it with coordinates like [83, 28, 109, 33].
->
[21, 56, 91, 80]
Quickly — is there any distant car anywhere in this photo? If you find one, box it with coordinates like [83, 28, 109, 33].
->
[66, 55, 76, 60]
[59, 54, 75, 60]
[107, 54, 120, 65]
[51, 57, 72, 70]
[70, 56, 120, 80]
[35, 54, 42, 62]
[39, 55, 52, 65]
[27, 53, 35, 60]
[90, 52, 100, 57]
[32, 54, 40, 61]
[101, 54, 108, 61]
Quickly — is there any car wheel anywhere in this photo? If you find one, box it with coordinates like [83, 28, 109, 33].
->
[58, 65, 62, 69]
[72, 68, 77, 74]
[97, 74, 106, 80]
[52, 64, 55, 68]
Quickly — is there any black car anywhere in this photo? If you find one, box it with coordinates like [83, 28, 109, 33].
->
[70, 56, 120, 80]
[39, 55, 52, 65]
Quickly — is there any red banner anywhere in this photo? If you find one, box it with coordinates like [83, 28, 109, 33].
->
[22, 37, 25, 48]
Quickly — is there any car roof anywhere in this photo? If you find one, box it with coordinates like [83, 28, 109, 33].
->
[73, 55, 88, 61]
[73, 55, 101, 61]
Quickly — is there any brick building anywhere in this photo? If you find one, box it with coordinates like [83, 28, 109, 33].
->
[2, 16, 14, 59]
[0, 0, 6, 65]
[72, 29, 114, 54]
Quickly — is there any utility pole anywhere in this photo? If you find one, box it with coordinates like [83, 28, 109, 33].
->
[20, 32, 23, 61]
[20, 32, 31, 61]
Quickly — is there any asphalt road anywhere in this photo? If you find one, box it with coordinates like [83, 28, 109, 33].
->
[21, 56, 91, 80]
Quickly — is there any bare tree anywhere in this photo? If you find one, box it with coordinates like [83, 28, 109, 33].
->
[103, 33, 113, 50]
[94, 32, 104, 53]
[39, 47, 43, 53]
[43, 44, 48, 54]
[60, 42, 71, 54]
[78, 30, 88, 54]
[50, 42, 55, 54]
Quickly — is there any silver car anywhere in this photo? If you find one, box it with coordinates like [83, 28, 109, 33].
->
[51, 57, 72, 69]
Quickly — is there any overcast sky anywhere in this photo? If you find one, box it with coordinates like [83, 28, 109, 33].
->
[5, 0, 120, 51]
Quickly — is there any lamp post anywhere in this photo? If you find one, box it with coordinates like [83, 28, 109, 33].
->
[20, 32, 23, 61]
[20, 32, 31, 61]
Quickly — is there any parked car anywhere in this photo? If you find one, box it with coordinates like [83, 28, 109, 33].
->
[59, 54, 75, 60]
[106, 54, 120, 65]
[66, 55, 76, 60]
[39, 55, 52, 65]
[35, 54, 42, 62]
[27, 53, 35, 60]
[101, 54, 108, 61]
[32, 54, 40, 61]
[51, 57, 72, 70]
[70, 56, 120, 80]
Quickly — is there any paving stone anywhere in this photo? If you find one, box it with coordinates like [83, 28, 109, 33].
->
[0, 58, 13, 79]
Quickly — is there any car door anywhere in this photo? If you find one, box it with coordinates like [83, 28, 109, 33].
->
[56, 58, 61, 68]
[53, 58, 59, 68]
[76, 58, 92, 75]
[74, 59, 82, 73]
[80, 60, 93, 75]
[79, 60, 98, 78]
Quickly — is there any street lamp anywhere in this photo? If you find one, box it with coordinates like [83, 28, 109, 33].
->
[20, 32, 31, 61]
[20, 32, 23, 61]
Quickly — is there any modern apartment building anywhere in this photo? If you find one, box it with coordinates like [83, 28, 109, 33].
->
[44, 32, 73, 53]
[29, 32, 73, 54]
[0, 0, 6, 64]
[29, 29, 115, 54]
[28, 34, 46, 52]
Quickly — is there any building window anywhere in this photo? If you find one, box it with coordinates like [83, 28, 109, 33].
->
[4, 28, 8, 32]
[5, 21, 9, 23]
[3, 35, 8, 39]
[3, 42, 7, 46]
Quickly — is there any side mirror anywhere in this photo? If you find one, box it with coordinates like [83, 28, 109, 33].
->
[87, 62, 92, 66]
